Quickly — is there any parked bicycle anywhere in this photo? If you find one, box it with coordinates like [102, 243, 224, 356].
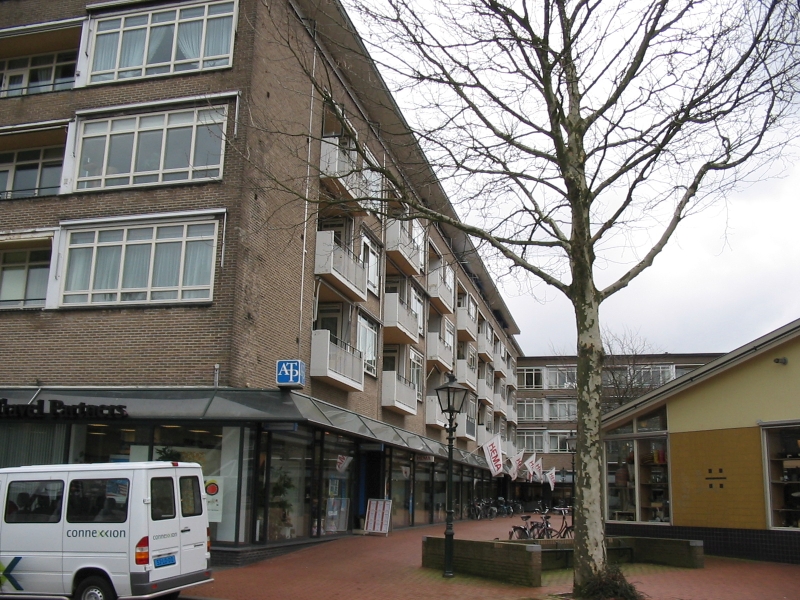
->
[508, 506, 573, 539]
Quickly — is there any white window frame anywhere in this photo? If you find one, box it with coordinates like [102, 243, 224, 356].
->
[443, 319, 455, 351]
[74, 104, 227, 191]
[0, 245, 52, 308]
[0, 147, 64, 200]
[358, 314, 379, 377]
[410, 347, 424, 402]
[411, 286, 424, 335]
[548, 430, 572, 453]
[517, 366, 544, 389]
[86, 0, 237, 85]
[517, 399, 544, 422]
[548, 398, 577, 421]
[547, 365, 578, 389]
[518, 430, 545, 453]
[58, 216, 219, 307]
[362, 235, 380, 295]
[632, 364, 674, 388]
[0, 51, 77, 97]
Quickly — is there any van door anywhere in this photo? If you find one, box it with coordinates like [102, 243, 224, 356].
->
[176, 468, 208, 575]
[146, 471, 181, 582]
[0, 477, 65, 595]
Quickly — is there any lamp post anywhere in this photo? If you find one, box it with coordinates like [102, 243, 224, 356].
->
[566, 432, 577, 507]
[435, 372, 470, 578]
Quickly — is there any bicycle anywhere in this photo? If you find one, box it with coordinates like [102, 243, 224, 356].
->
[551, 506, 574, 539]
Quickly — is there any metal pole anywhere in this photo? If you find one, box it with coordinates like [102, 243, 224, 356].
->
[443, 415, 456, 578]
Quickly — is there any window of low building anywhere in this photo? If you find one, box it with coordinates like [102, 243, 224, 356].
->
[764, 425, 800, 529]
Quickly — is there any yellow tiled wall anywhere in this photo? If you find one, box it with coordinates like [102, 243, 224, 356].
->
[670, 427, 766, 529]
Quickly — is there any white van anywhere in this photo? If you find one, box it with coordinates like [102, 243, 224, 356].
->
[0, 461, 213, 600]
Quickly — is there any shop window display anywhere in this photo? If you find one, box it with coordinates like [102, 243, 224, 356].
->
[263, 429, 313, 542]
[390, 449, 412, 529]
[0, 423, 67, 468]
[319, 432, 355, 535]
[433, 461, 447, 523]
[414, 460, 432, 525]
[765, 426, 800, 528]
[606, 439, 637, 521]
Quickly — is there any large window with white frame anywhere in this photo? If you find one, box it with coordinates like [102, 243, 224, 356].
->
[518, 430, 545, 453]
[361, 236, 380, 295]
[0, 148, 64, 200]
[410, 348, 424, 402]
[549, 398, 577, 421]
[517, 366, 544, 389]
[443, 319, 455, 351]
[358, 314, 378, 376]
[60, 218, 218, 306]
[411, 287, 424, 335]
[548, 431, 573, 453]
[548, 365, 578, 389]
[0, 246, 51, 308]
[75, 105, 226, 190]
[517, 399, 544, 422]
[0, 52, 77, 97]
[632, 364, 674, 387]
[88, 1, 235, 84]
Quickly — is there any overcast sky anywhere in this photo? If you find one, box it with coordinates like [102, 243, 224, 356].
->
[503, 162, 800, 356]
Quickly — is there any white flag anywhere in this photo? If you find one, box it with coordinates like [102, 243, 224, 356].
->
[531, 457, 543, 482]
[336, 455, 353, 473]
[482, 434, 504, 477]
[546, 467, 557, 491]
[510, 450, 525, 481]
[523, 453, 538, 479]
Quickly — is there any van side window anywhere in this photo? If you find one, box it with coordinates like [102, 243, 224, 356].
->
[151, 477, 176, 521]
[5, 480, 64, 523]
[67, 478, 129, 523]
[179, 476, 203, 517]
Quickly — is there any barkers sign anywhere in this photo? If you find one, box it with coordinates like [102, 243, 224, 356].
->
[0, 399, 128, 420]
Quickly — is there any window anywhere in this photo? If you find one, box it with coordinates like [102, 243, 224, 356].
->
[5, 480, 64, 523]
[383, 344, 399, 373]
[67, 478, 129, 523]
[547, 366, 577, 389]
[443, 265, 454, 292]
[179, 476, 203, 517]
[0, 247, 51, 308]
[151, 477, 176, 520]
[362, 149, 383, 212]
[0, 52, 77, 97]
[549, 398, 577, 421]
[458, 291, 478, 322]
[675, 364, 702, 378]
[410, 348, 424, 402]
[358, 314, 378, 376]
[517, 367, 544, 389]
[549, 431, 572, 452]
[411, 287, 424, 335]
[362, 236, 380, 294]
[443, 319, 455, 351]
[76, 106, 226, 190]
[517, 430, 545, 453]
[467, 344, 478, 371]
[61, 219, 218, 306]
[517, 399, 544, 421]
[0, 148, 64, 199]
[89, 1, 235, 84]
[632, 365, 674, 387]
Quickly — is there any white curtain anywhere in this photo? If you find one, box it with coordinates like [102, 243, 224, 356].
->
[152, 242, 181, 287]
[120, 29, 146, 68]
[64, 247, 93, 291]
[92, 32, 119, 72]
[121, 244, 151, 289]
[0, 424, 66, 468]
[182, 240, 212, 286]
[176, 21, 202, 60]
[204, 16, 232, 57]
[147, 25, 174, 65]
[93, 246, 122, 290]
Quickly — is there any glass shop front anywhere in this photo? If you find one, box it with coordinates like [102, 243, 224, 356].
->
[0, 388, 491, 546]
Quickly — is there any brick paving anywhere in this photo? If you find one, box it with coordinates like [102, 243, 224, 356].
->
[186, 517, 800, 600]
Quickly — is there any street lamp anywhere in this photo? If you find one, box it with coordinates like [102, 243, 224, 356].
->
[435, 372, 470, 578]
[566, 432, 577, 507]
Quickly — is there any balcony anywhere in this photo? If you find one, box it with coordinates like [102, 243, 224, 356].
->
[476, 378, 492, 404]
[314, 230, 367, 302]
[385, 219, 422, 275]
[456, 413, 476, 441]
[383, 293, 418, 344]
[494, 351, 508, 378]
[319, 136, 367, 214]
[425, 333, 453, 372]
[425, 395, 447, 429]
[494, 399, 507, 417]
[456, 359, 478, 391]
[310, 329, 364, 392]
[476, 423, 491, 447]
[381, 371, 418, 415]
[427, 268, 454, 314]
[507, 402, 518, 424]
[456, 308, 478, 341]
[477, 335, 493, 361]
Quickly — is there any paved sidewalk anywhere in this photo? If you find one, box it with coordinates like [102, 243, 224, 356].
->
[186, 517, 800, 600]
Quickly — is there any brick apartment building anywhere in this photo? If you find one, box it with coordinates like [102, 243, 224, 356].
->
[0, 0, 523, 560]
[513, 353, 721, 507]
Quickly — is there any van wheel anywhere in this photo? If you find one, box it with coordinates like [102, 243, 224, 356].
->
[75, 576, 116, 600]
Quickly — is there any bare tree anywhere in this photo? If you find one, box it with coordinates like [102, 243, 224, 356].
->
[245, 0, 800, 594]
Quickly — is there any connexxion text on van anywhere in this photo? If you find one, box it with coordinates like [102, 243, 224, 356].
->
[0, 461, 212, 600]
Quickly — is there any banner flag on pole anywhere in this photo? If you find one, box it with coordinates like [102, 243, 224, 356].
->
[546, 467, 557, 491]
[523, 453, 538, 479]
[336, 455, 353, 473]
[511, 450, 525, 481]
[482, 434, 504, 477]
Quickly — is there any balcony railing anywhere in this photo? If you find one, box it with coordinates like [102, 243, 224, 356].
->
[383, 293, 418, 344]
[456, 413, 476, 440]
[319, 136, 369, 214]
[310, 329, 364, 392]
[477, 334, 493, 361]
[476, 378, 492, 404]
[425, 333, 453, 372]
[425, 395, 447, 429]
[385, 219, 422, 275]
[494, 351, 508, 377]
[314, 230, 367, 302]
[456, 359, 478, 391]
[427, 268, 454, 314]
[381, 371, 417, 415]
[456, 307, 478, 341]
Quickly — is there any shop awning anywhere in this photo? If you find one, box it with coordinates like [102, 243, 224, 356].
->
[0, 387, 491, 469]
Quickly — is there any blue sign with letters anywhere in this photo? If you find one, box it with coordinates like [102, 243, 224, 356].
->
[276, 360, 306, 388]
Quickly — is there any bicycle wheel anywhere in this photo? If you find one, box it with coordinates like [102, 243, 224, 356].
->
[488, 506, 497, 520]
[562, 526, 574, 539]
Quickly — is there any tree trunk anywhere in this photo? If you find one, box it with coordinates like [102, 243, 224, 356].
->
[571, 268, 607, 589]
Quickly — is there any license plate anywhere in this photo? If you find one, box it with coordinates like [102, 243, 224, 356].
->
[154, 555, 177, 568]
